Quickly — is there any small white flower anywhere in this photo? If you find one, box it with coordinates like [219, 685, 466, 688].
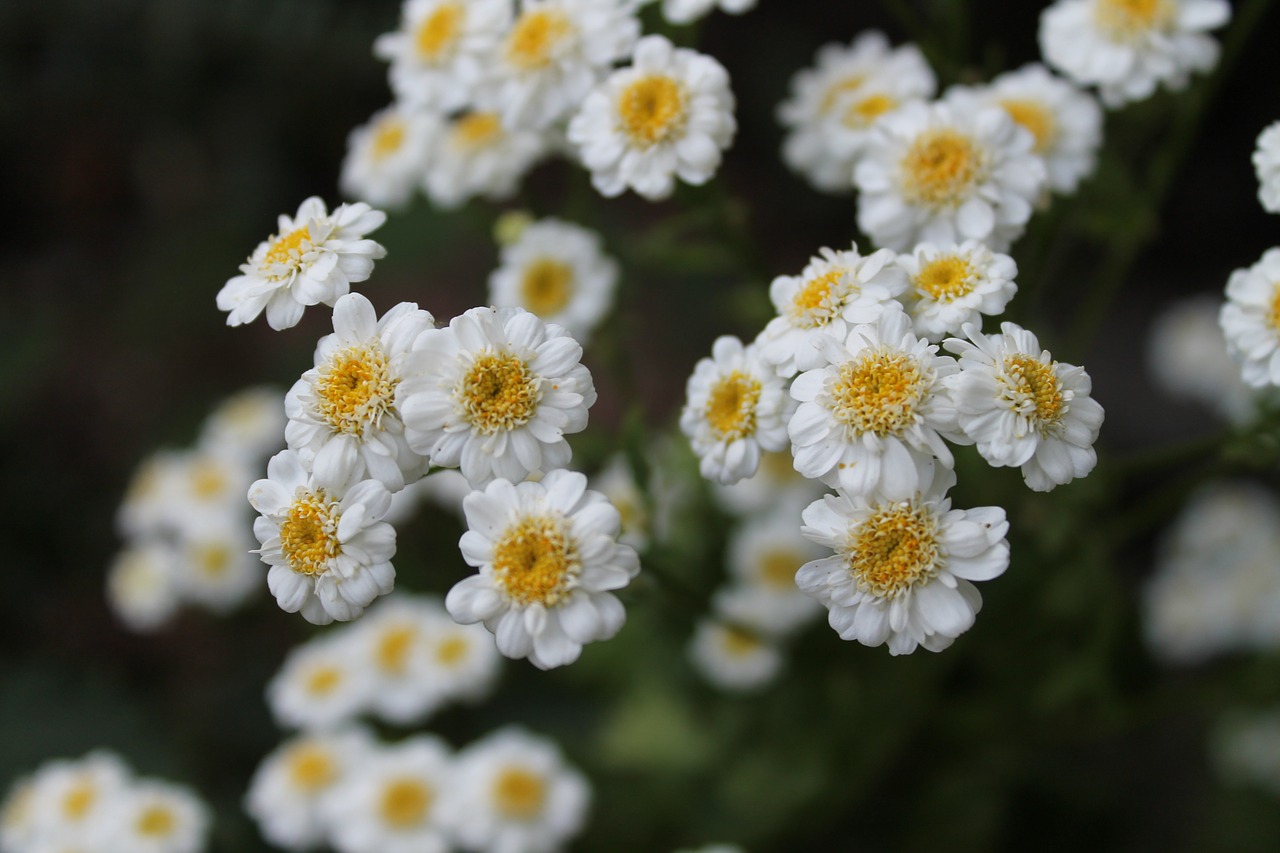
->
[374, 0, 512, 111]
[568, 34, 736, 201]
[444, 727, 590, 853]
[1255, 121, 1280, 214]
[661, 0, 755, 25]
[447, 470, 640, 670]
[896, 240, 1019, 341]
[756, 244, 908, 377]
[854, 100, 1046, 252]
[680, 336, 792, 486]
[249, 449, 397, 625]
[798, 463, 1010, 655]
[106, 542, 181, 633]
[1147, 295, 1255, 423]
[589, 454, 650, 551]
[198, 386, 286, 462]
[174, 525, 261, 614]
[716, 503, 825, 637]
[103, 779, 210, 853]
[340, 104, 440, 211]
[24, 751, 132, 848]
[944, 322, 1104, 492]
[687, 619, 783, 691]
[216, 197, 387, 331]
[487, 218, 619, 345]
[789, 309, 961, 499]
[116, 451, 186, 540]
[711, 448, 826, 518]
[398, 306, 596, 489]
[1220, 247, 1280, 388]
[422, 110, 550, 209]
[163, 446, 258, 541]
[1040, 0, 1230, 108]
[267, 636, 374, 731]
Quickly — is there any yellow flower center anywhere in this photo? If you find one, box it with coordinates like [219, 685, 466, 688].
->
[452, 112, 503, 150]
[520, 257, 575, 318]
[915, 255, 975, 301]
[901, 129, 983, 208]
[505, 9, 574, 71]
[376, 625, 417, 675]
[195, 543, 231, 578]
[1269, 282, 1280, 331]
[459, 352, 541, 434]
[1001, 354, 1066, 427]
[820, 74, 866, 113]
[843, 93, 897, 128]
[721, 625, 764, 657]
[62, 783, 95, 820]
[850, 503, 939, 598]
[136, 805, 175, 838]
[315, 343, 397, 438]
[286, 745, 336, 792]
[280, 491, 342, 576]
[436, 634, 470, 666]
[617, 75, 687, 147]
[998, 98, 1056, 154]
[493, 767, 546, 819]
[305, 665, 343, 697]
[190, 460, 227, 499]
[380, 778, 433, 828]
[493, 515, 577, 607]
[759, 449, 802, 483]
[789, 270, 849, 328]
[758, 549, 801, 589]
[829, 351, 924, 436]
[263, 226, 312, 271]
[704, 371, 762, 441]
[370, 117, 407, 161]
[1093, 0, 1174, 39]
[415, 2, 463, 60]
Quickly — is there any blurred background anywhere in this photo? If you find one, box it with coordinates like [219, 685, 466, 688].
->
[4, 0, 1280, 849]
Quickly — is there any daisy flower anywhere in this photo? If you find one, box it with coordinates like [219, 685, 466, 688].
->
[944, 322, 1105, 492]
[1255, 120, 1280, 214]
[568, 34, 736, 201]
[398, 306, 596, 489]
[854, 100, 1046, 252]
[444, 727, 590, 853]
[778, 32, 936, 194]
[106, 542, 180, 633]
[687, 619, 784, 692]
[174, 525, 261, 614]
[103, 779, 210, 853]
[896, 240, 1019, 341]
[162, 446, 258, 541]
[446, 470, 640, 670]
[249, 449, 397, 625]
[788, 308, 962, 499]
[1221, 248, 1280, 388]
[374, 0, 512, 112]
[422, 110, 550, 209]
[24, 751, 132, 847]
[487, 217, 619, 344]
[216, 197, 387, 331]
[198, 385, 286, 462]
[285, 293, 436, 494]
[340, 104, 439, 211]
[715, 502, 825, 636]
[1039, 0, 1230, 107]
[267, 636, 374, 731]
[798, 463, 1010, 654]
[755, 244, 908, 377]
[661, 0, 756, 25]
[1147, 295, 1254, 423]
[680, 335, 791, 486]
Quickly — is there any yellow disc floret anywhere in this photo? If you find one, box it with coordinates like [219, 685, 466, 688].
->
[380, 778, 433, 828]
[829, 350, 925, 436]
[901, 128, 984, 209]
[62, 782, 96, 820]
[1001, 354, 1066, 429]
[493, 767, 546, 819]
[915, 255, 975, 301]
[459, 352, 542, 434]
[999, 98, 1057, 154]
[436, 634, 470, 666]
[452, 112, 503, 150]
[262, 226, 313, 275]
[315, 343, 397, 437]
[843, 93, 897, 129]
[415, 1, 463, 60]
[286, 744, 336, 792]
[1094, 0, 1174, 40]
[376, 625, 417, 675]
[850, 503, 940, 598]
[505, 9, 574, 71]
[280, 491, 342, 576]
[789, 270, 850, 328]
[1268, 282, 1280, 332]
[136, 805, 176, 838]
[704, 371, 763, 441]
[520, 257, 575, 318]
[371, 117, 407, 161]
[758, 549, 802, 589]
[492, 515, 577, 607]
[617, 75, 687, 147]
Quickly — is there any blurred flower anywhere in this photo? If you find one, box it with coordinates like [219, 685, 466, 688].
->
[267, 636, 374, 731]
[661, 0, 756, 24]
[711, 448, 824, 518]
[173, 525, 260, 614]
[340, 104, 439, 210]
[896, 240, 1019, 342]
[197, 386, 286, 462]
[21, 751, 131, 850]
[102, 779, 210, 853]
[589, 454, 651, 552]
[1220, 247, 1280, 388]
[714, 502, 825, 636]
[1254, 120, 1280, 214]
[106, 542, 181, 633]
[688, 619, 783, 691]
[421, 111, 550, 209]
[1146, 294, 1255, 422]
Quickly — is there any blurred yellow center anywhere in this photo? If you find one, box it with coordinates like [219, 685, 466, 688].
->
[1094, 0, 1173, 38]
[1002, 354, 1065, 426]
[287, 745, 336, 791]
[191, 461, 227, 499]
[705, 371, 762, 441]
[280, 491, 341, 576]
[453, 113, 502, 149]
[415, 2, 463, 60]
[915, 255, 974, 300]
[316, 344, 397, 437]
[506, 9, 574, 70]
[759, 549, 800, 588]
[196, 543, 230, 577]
[493, 515, 576, 606]
[1269, 283, 1280, 331]
[494, 767, 546, 819]
[371, 119, 406, 161]
[791, 271, 847, 327]
[306, 666, 342, 696]
[851, 504, 939, 598]
[520, 257, 575, 317]
[377, 625, 417, 674]
[137, 805, 175, 837]
[618, 76, 686, 147]
[902, 129, 982, 208]
[436, 634, 469, 666]
[721, 625, 763, 656]
[844, 93, 897, 128]
[63, 783, 95, 820]
[264, 226, 312, 269]
[830, 351, 924, 436]
[460, 352, 541, 434]
[380, 778, 433, 828]
[820, 74, 866, 113]
[999, 98, 1056, 153]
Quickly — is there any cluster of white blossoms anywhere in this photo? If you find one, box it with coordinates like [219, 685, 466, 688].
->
[108, 387, 283, 632]
[245, 725, 589, 853]
[1, 751, 209, 853]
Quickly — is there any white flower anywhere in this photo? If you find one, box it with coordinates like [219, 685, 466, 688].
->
[568, 34, 736, 201]
[161, 446, 257, 541]
[198, 386, 286, 462]
[1, 776, 36, 853]
[116, 451, 185, 540]
[245, 728, 375, 852]
[944, 322, 1104, 492]
[715, 502, 825, 636]
[687, 619, 783, 691]
[854, 100, 1046, 252]
[102, 779, 210, 853]
[661, 0, 755, 24]
[106, 542, 180, 633]
[1255, 121, 1280, 214]
[285, 294, 435, 494]
[24, 751, 132, 848]
[487, 218, 618, 344]
[589, 454, 650, 551]
[340, 104, 440, 211]
[896, 240, 1019, 341]
[174, 525, 261, 614]
[711, 449, 826, 518]
[778, 32, 936, 194]
[756, 244, 908, 377]
[789, 309, 961, 499]
[444, 727, 590, 853]
[398, 306, 596, 489]
[374, 0, 512, 111]
[320, 736, 455, 853]
[267, 636, 374, 731]
[680, 336, 792, 486]
[1220, 247, 1280, 388]
[249, 449, 397, 625]
[422, 110, 550, 209]
[216, 197, 387, 331]
[946, 63, 1103, 195]
[447, 470, 640, 670]
[477, 0, 640, 130]
[798, 463, 1010, 655]
[1040, 0, 1230, 108]
[1147, 295, 1255, 423]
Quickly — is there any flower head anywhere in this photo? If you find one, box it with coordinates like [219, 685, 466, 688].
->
[896, 240, 1019, 341]
[1255, 121, 1280, 214]
[422, 111, 550, 209]
[1220, 247, 1280, 389]
[340, 104, 440, 211]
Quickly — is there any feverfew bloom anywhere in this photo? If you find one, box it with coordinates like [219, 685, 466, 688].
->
[217, 197, 387, 331]
[661, 0, 755, 25]
[267, 636, 374, 731]
[589, 454, 650, 551]
[422, 111, 549, 209]
[340, 104, 439, 210]
[568, 34, 736, 201]
[24, 752, 132, 848]
[1039, 0, 1230, 107]
[945, 322, 1104, 492]
[756, 244, 908, 377]
[444, 728, 590, 853]
[789, 309, 962, 498]
[447, 470, 640, 670]
[106, 542, 180, 632]
[174, 525, 260, 613]
[680, 336, 791, 485]
[1147, 295, 1254, 423]
[798, 464, 1010, 655]
[102, 779, 210, 853]
[715, 504, 825, 636]
[854, 100, 1046, 252]
[286, 294, 436, 493]
[896, 241, 1019, 341]
[778, 32, 936, 194]
[487, 218, 619, 344]
[1255, 121, 1280, 214]
[688, 619, 783, 691]
[374, 0, 512, 111]
[1220, 247, 1280, 388]
[398, 306, 596, 489]
[249, 450, 397, 625]
[198, 386, 286, 461]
